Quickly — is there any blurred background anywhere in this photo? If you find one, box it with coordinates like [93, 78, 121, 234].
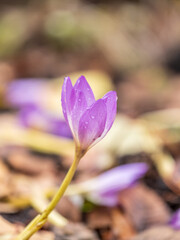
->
[0, 0, 180, 114]
[0, 0, 180, 239]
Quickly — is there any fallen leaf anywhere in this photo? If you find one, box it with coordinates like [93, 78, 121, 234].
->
[111, 208, 136, 240]
[131, 226, 180, 240]
[119, 184, 171, 231]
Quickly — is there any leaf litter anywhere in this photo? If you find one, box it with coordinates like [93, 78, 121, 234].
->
[0, 1, 180, 239]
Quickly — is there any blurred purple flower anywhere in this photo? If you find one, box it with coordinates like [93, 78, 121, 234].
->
[61, 76, 117, 151]
[169, 209, 180, 229]
[19, 104, 72, 138]
[88, 163, 148, 206]
[6, 79, 46, 107]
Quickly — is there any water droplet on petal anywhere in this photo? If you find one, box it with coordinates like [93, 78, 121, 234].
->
[85, 121, 88, 125]
[91, 115, 95, 119]
[78, 98, 81, 102]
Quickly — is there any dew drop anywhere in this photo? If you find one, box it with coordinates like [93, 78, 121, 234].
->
[78, 98, 81, 102]
[91, 115, 95, 119]
[85, 121, 88, 125]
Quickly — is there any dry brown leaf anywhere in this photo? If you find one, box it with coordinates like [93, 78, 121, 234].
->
[56, 196, 81, 223]
[111, 208, 136, 240]
[131, 226, 180, 240]
[87, 206, 111, 230]
[7, 149, 56, 175]
[54, 222, 99, 240]
[0, 216, 21, 234]
[119, 184, 171, 231]
[30, 230, 54, 240]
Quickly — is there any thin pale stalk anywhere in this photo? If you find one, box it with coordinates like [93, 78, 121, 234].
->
[31, 194, 68, 227]
[15, 147, 84, 240]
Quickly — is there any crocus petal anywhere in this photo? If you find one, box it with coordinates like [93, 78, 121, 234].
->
[97, 163, 148, 196]
[19, 104, 72, 138]
[78, 99, 107, 149]
[61, 77, 73, 122]
[18, 104, 42, 128]
[73, 76, 95, 107]
[49, 119, 72, 138]
[6, 79, 45, 107]
[90, 192, 118, 207]
[71, 91, 88, 139]
[86, 163, 148, 206]
[102, 91, 117, 136]
[169, 209, 180, 229]
[91, 91, 117, 147]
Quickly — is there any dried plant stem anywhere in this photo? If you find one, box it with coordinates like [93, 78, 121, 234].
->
[15, 147, 84, 240]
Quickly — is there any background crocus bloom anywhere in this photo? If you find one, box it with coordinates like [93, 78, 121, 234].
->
[169, 209, 180, 229]
[61, 76, 117, 151]
[6, 79, 46, 107]
[87, 163, 148, 206]
[19, 104, 72, 138]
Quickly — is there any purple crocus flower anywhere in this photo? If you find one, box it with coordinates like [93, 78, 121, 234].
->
[169, 209, 180, 229]
[61, 76, 117, 151]
[6, 79, 46, 107]
[88, 163, 148, 206]
[18, 104, 72, 138]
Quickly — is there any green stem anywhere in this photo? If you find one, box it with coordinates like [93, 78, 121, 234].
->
[15, 147, 84, 240]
